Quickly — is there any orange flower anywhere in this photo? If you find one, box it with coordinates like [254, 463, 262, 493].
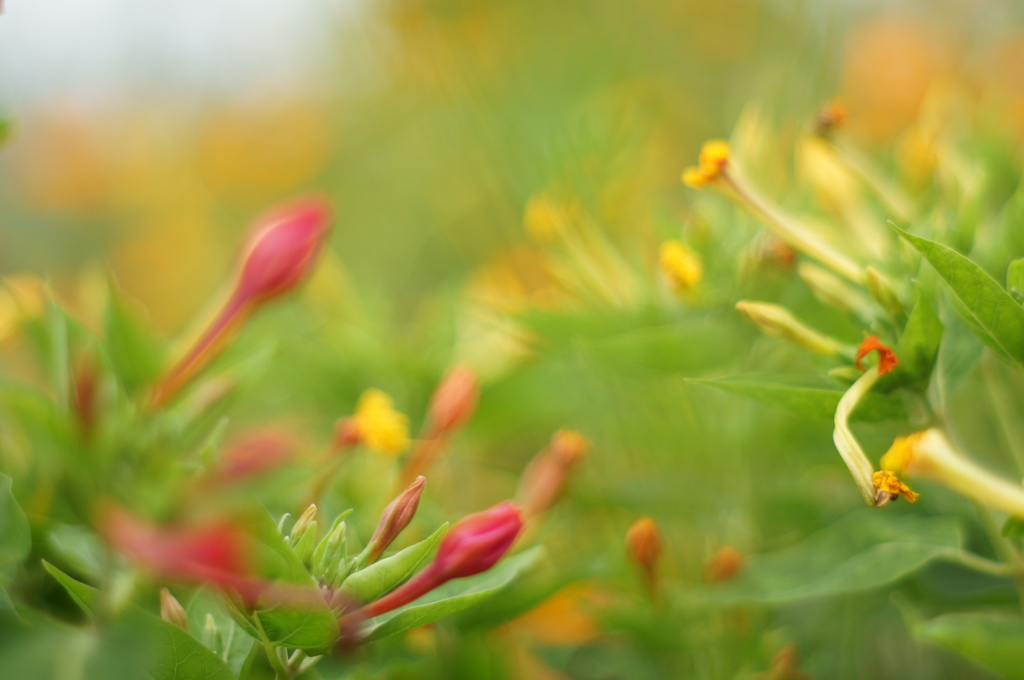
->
[855, 335, 898, 375]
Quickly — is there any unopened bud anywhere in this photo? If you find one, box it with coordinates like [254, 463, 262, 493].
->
[427, 365, 479, 436]
[159, 588, 189, 632]
[736, 301, 848, 357]
[150, 198, 332, 407]
[865, 266, 905, 320]
[358, 502, 523, 619]
[703, 546, 743, 583]
[364, 476, 426, 564]
[313, 517, 349, 587]
[798, 262, 871, 317]
[625, 517, 662, 575]
[516, 429, 589, 518]
[203, 614, 223, 655]
[288, 505, 318, 547]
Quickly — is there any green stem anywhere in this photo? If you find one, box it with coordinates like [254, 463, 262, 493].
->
[973, 502, 1024, 614]
[253, 614, 290, 679]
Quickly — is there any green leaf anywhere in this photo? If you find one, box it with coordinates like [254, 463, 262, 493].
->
[1008, 258, 1024, 305]
[893, 290, 943, 390]
[341, 523, 448, 604]
[1003, 517, 1024, 541]
[42, 560, 98, 616]
[893, 224, 1024, 366]
[247, 510, 339, 651]
[41, 562, 235, 680]
[0, 474, 30, 565]
[687, 376, 906, 422]
[695, 512, 962, 604]
[912, 611, 1024, 680]
[363, 546, 544, 642]
[103, 282, 165, 394]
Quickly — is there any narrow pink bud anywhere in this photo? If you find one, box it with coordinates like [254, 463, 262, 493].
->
[426, 364, 479, 436]
[516, 429, 588, 519]
[365, 476, 426, 563]
[359, 501, 523, 619]
[215, 428, 299, 482]
[150, 197, 331, 407]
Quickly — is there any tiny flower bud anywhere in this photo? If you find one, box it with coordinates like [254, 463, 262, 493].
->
[159, 588, 189, 632]
[150, 198, 332, 407]
[364, 476, 426, 564]
[798, 262, 872, 317]
[357, 502, 523, 619]
[426, 365, 479, 436]
[659, 240, 703, 292]
[313, 518, 348, 587]
[516, 429, 589, 519]
[812, 100, 847, 137]
[626, 517, 662, 600]
[703, 546, 743, 583]
[203, 614, 223, 655]
[865, 266, 905, 319]
[736, 301, 848, 357]
[289, 505, 318, 547]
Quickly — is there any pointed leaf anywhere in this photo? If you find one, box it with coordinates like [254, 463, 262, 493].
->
[687, 376, 905, 422]
[695, 512, 962, 604]
[363, 546, 544, 642]
[912, 611, 1024, 680]
[0, 474, 30, 565]
[893, 290, 943, 390]
[893, 224, 1024, 366]
[341, 523, 449, 604]
[42, 560, 98, 616]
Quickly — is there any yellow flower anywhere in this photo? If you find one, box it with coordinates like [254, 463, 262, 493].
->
[659, 240, 703, 291]
[353, 389, 410, 456]
[523, 195, 574, 244]
[881, 429, 1024, 518]
[681, 140, 730, 188]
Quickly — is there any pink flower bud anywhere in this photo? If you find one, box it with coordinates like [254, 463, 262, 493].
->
[150, 197, 331, 407]
[365, 476, 426, 564]
[235, 197, 332, 304]
[358, 501, 523, 620]
[215, 428, 299, 482]
[426, 364, 479, 436]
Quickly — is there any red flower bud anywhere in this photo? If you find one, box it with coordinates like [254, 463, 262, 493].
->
[99, 507, 253, 591]
[358, 501, 523, 620]
[364, 476, 426, 564]
[150, 197, 331, 407]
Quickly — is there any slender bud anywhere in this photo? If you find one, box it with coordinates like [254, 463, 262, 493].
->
[150, 198, 332, 407]
[159, 588, 189, 632]
[626, 517, 662, 599]
[289, 505, 318, 547]
[426, 364, 479, 436]
[364, 476, 426, 564]
[357, 502, 523, 619]
[798, 262, 871, 317]
[516, 430, 589, 518]
[313, 518, 349, 588]
[736, 301, 849, 357]
[203, 614, 223, 656]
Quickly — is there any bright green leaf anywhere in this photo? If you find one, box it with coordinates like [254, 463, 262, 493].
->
[914, 611, 1024, 680]
[695, 512, 962, 604]
[687, 376, 906, 422]
[893, 290, 943, 390]
[1008, 258, 1024, 305]
[0, 474, 30, 565]
[893, 224, 1024, 366]
[42, 560, 98, 616]
[363, 546, 544, 642]
[341, 523, 448, 605]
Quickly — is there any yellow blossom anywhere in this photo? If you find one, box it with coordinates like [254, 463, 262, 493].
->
[353, 389, 410, 456]
[681, 140, 730, 188]
[658, 240, 703, 291]
[523, 195, 574, 243]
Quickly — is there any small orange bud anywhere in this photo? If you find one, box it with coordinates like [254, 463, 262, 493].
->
[704, 546, 743, 583]
[855, 335, 898, 376]
[516, 429, 588, 518]
[625, 517, 662, 598]
[813, 99, 847, 136]
[426, 364, 479, 436]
